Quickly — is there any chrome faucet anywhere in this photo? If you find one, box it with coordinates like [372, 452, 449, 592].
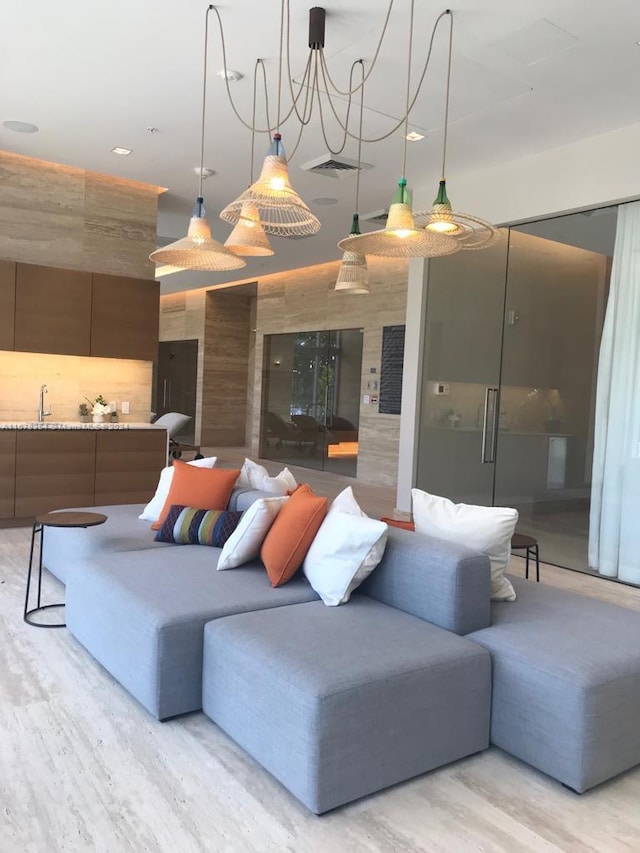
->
[38, 384, 51, 423]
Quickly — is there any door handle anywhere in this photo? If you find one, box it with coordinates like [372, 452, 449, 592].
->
[481, 387, 500, 464]
[167, 381, 171, 408]
[163, 379, 167, 408]
[490, 387, 500, 463]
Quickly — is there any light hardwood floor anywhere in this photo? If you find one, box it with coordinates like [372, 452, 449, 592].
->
[1, 450, 639, 852]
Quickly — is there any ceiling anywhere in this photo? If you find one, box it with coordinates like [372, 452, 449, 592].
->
[2, 0, 639, 294]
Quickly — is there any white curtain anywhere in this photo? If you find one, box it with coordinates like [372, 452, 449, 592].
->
[589, 200, 640, 583]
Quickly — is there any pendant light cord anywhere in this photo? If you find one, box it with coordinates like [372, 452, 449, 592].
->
[355, 60, 365, 213]
[401, 0, 416, 178]
[276, 0, 286, 134]
[441, 10, 453, 180]
[198, 4, 214, 200]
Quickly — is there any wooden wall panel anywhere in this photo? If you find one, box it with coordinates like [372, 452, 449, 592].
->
[14, 264, 92, 356]
[0, 260, 16, 351]
[0, 432, 16, 518]
[15, 431, 96, 517]
[201, 291, 251, 447]
[91, 274, 160, 361]
[94, 429, 167, 505]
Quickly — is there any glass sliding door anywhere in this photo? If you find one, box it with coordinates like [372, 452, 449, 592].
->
[415, 209, 615, 576]
[494, 215, 614, 571]
[415, 236, 509, 505]
[261, 328, 363, 476]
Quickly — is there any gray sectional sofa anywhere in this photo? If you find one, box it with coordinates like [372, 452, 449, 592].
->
[41, 489, 640, 813]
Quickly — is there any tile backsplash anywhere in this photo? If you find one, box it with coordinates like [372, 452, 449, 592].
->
[0, 351, 153, 422]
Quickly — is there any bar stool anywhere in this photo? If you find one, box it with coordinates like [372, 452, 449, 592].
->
[511, 532, 540, 582]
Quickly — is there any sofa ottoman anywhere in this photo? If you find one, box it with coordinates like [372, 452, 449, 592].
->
[469, 576, 640, 792]
[202, 597, 492, 814]
[65, 547, 319, 720]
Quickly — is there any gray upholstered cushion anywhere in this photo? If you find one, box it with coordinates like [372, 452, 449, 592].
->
[359, 526, 491, 634]
[469, 576, 640, 792]
[42, 504, 167, 584]
[65, 547, 318, 720]
[203, 598, 491, 813]
[43, 490, 273, 585]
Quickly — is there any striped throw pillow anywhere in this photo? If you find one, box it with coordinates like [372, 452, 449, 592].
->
[154, 505, 243, 547]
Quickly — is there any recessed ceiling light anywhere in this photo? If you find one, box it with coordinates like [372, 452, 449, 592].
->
[217, 68, 243, 83]
[312, 196, 338, 205]
[405, 131, 425, 142]
[111, 146, 132, 156]
[3, 120, 39, 134]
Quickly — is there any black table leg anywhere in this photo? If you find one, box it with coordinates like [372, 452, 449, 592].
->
[24, 522, 65, 628]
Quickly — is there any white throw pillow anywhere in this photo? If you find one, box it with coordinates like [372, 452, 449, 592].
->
[138, 456, 218, 522]
[217, 496, 287, 570]
[330, 485, 366, 517]
[237, 457, 297, 496]
[303, 511, 388, 606]
[411, 489, 518, 601]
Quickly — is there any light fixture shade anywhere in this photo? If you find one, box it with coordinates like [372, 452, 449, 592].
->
[414, 180, 500, 251]
[150, 197, 246, 271]
[220, 135, 320, 237]
[335, 215, 369, 293]
[338, 180, 459, 259]
[224, 202, 274, 256]
[335, 249, 369, 293]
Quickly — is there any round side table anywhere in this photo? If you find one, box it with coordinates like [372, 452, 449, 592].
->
[511, 532, 540, 582]
[24, 511, 108, 628]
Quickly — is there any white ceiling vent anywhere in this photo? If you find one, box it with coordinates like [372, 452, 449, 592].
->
[360, 208, 389, 224]
[300, 153, 372, 180]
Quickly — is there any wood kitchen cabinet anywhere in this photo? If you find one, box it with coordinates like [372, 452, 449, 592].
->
[0, 260, 16, 351]
[0, 432, 16, 518]
[94, 429, 166, 505]
[14, 263, 92, 356]
[91, 273, 159, 361]
[15, 431, 96, 517]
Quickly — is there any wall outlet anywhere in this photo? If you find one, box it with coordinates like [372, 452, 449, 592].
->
[432, 382, 450, 396]
[121, 401, 130, 414]
[363, 394, 371, 405]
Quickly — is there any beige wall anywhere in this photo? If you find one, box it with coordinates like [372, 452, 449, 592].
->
[201, 291, 251, 446]
[0, 150, 162, 422]
[0, 351, 152, 422]
[159, 257, 409, 487]
[0, 150, 160, 279]
[253, 257, 408, 487]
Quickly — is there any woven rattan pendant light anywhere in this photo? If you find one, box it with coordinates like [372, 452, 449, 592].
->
[220, 1, 319, 238]
[335, 61, 369, 293]
[150, 5, 245, 272]
[413, 11, 498, 250]
[220, 133, 320, 237]
[338, 2, 456, 260]
[223, 61, 274, 256]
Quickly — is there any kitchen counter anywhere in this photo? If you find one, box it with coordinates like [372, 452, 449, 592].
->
[0, 422, 166, 430]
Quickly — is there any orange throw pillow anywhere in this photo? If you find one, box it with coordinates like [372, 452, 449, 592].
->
[260, 483, 328, 587]
[380, 516, 416, 532]
[151, 461, 240, 531]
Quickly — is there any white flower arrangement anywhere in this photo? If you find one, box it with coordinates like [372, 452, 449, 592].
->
[86, 395, 111, 415]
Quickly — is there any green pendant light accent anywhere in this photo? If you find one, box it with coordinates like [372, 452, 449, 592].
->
[413, 11, 499, 251]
